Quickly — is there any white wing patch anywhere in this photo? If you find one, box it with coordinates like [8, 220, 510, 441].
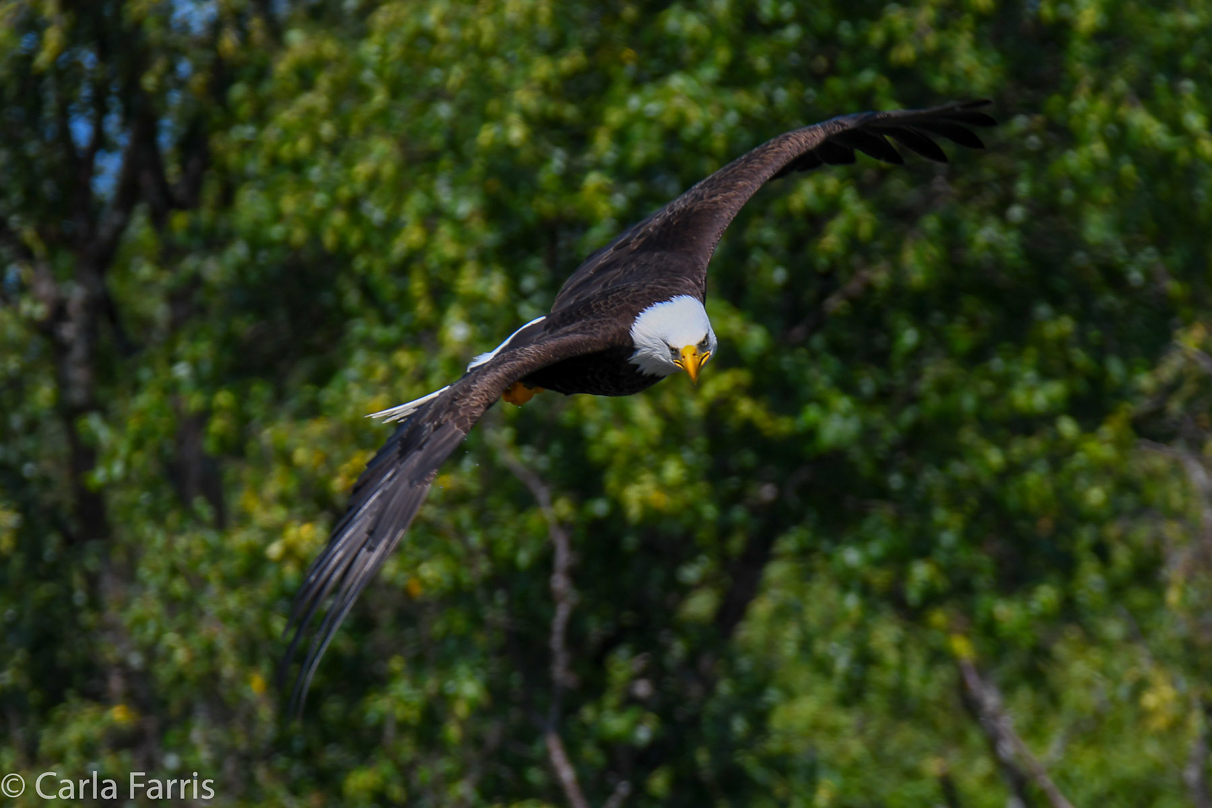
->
[366, 386, 450, 423]
[467, 316, 546, 371]
[367, 316, 547, 424]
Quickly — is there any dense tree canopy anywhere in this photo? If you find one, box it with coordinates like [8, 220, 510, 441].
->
[2, 0, 1211, 805]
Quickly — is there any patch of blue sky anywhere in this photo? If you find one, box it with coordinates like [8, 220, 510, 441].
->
[170, 0, 218, 36]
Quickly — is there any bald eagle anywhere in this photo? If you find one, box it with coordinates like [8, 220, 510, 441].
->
[284, 100, 996, 708]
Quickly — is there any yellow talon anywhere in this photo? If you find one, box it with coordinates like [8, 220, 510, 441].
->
[503, 382, 543, 406]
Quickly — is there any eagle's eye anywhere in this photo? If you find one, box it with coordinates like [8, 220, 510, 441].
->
[698, 337, 709, 350]
[669, 346, 680, 361]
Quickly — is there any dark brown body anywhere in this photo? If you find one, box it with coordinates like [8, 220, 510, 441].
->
[522, 345, 662, 397]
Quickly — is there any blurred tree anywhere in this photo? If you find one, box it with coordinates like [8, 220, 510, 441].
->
[0, 0, 274, 782]
[1, 0, 1211, 806]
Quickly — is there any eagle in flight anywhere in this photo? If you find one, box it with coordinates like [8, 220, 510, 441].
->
[284, 100, 996, 709]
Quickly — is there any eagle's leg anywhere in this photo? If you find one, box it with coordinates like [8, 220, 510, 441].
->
[502, 381, 544, 406]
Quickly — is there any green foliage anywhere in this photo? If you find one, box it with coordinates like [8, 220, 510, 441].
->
[2, 0, 1212, 805]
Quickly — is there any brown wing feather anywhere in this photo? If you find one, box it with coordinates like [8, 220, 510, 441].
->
[551, 100, 995, 311]
[281, 329, 604, 713]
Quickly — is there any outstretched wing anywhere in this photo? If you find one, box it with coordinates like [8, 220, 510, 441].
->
[552, 100, 996, 310]
[282, 329, 602, 713]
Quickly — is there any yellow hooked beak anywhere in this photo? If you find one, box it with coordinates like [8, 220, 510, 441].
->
[675, 345, 710, 385]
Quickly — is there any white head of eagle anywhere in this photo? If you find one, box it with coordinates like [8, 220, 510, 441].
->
[628, 295, 717, 383]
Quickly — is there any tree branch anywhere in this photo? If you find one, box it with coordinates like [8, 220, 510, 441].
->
[1122, 596, 1211, 808]
[542, 728, 591, 808]
[713, 465, 810, 639]
[1139, 439, 1212, 553]
[713, 517, 778, 640]
[1181, 345, 1212, 379]
[1185, 700, 1212, 808]
[137, 124, 176, 230]
[494, 441, 590, 808]
[784, 265, 881, 345]
[602, 779, 632, 808]
[171, 118, 211, 210]
[92, 109, 153, 267]
[957, 658, 1074, 808]
[78, 49, 110, 222]
[54, 74, 82, 199]
[938, 769, 964, 808]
